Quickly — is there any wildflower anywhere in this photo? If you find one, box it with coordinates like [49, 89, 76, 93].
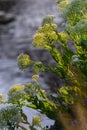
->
[0, 104, 22, 128]
[32, 115, 42, 126]
[8, 84, 25, 104]
[9, 84, 24, 92]
[39, 23, 57, 33]
[46, 31, 58, 41]
[33, 23, 58, 48]
[32, 74, 39, 82]
[73, 86, 80, 93]
[33, 33, 47, 47]
[39, 23, 58, 42]
[0, 94, 4, 103]
[25, 83, 34, 89]
[58, 32, 68, 43]
[41, 15, 55, 26]
[32, 61, 43, 74]
[17, 54, 31, 70]
[24, 83, 35, 96]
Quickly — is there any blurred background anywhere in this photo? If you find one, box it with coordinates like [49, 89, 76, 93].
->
[0, 0, 63, 95]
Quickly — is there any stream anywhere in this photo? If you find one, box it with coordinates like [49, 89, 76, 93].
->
[0, 0, 63, 128]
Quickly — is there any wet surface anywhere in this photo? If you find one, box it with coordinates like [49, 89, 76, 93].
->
[0, 0, 63, 95]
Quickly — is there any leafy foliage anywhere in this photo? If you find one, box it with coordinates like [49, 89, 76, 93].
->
[0, 0, 87, 129]
[0, 104, 22, 130]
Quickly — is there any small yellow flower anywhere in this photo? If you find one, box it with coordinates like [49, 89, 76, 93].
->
[32, 115, 42, 126]
[0, 94, 4, 103]
[0, 94, 3, 98]
[39, 23, 57, 33]
[59, 32, 68, 43]
[32, 74, 39, 81]
[17, 54, 31, 70]
[33, 23, 58, 47]
[47, 15, 55, 19]
[8, 84, 26, 104]
[73, 86, 80, 93]
[41, 15, 55, 25]
[9, 84, 24, 92]
[47, 31, 58, 41]
[51, 23, 57, 29]
[33, 33, 47, 47]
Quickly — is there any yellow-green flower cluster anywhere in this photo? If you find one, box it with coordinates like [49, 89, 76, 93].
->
[17, 54, 31, 70]
[9, 84, 25, 93]
[39, 23, 57, 33]
[32, 61, 43, 74]
[33, 33, 47, 47]
[46, 31, 58, 41]
[41, 15, 55, 26]
[32, 115, 42, 126]
[33, 23, 58, 48]
[0, 94, 4, 103]
[8, 84, 25, 104]
[58, 32, 68, 43]
[32, 74, 39, 82]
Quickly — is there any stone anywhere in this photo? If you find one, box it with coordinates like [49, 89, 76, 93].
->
[0, 0, 16, 11]
[0, 11, 15, 24]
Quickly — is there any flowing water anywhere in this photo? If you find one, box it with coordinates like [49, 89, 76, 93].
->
[0, 0, 63, 94]
[0, 0, 63, 127]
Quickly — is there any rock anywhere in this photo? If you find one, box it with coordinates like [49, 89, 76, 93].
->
[0, 11, 15, 24]
[0, 0, 16, 11]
